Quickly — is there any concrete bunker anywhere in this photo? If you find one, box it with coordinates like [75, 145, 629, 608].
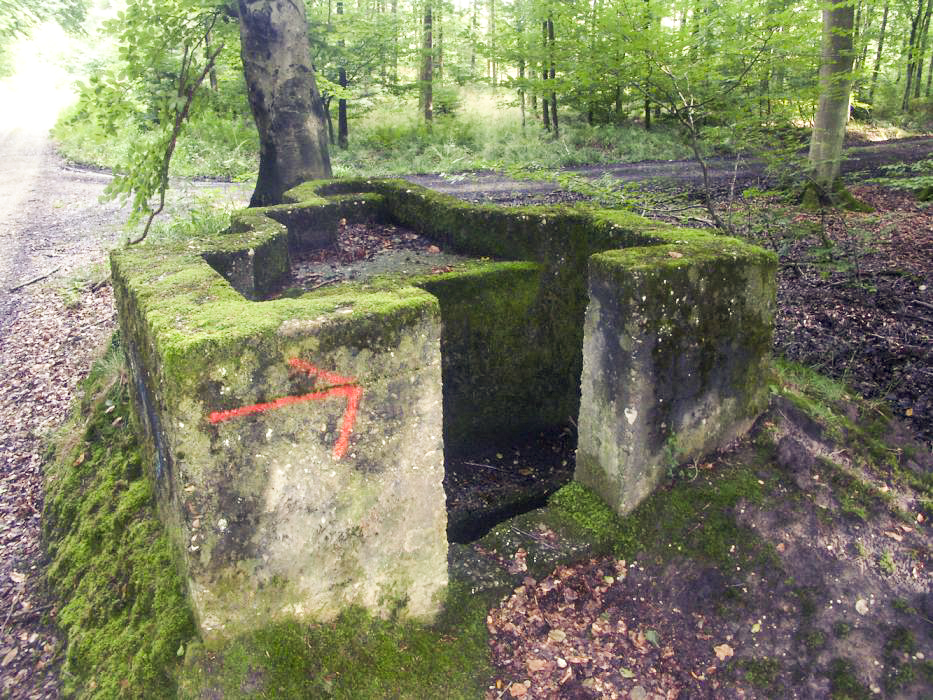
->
[110, 178, 777, 643]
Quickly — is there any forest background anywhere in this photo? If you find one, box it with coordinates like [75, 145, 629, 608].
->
[2, 0, 930, 199]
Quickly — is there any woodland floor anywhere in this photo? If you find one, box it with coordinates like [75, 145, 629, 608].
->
[0, 132, 929, 697]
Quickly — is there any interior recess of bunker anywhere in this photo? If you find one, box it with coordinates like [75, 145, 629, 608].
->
[218, 193, 582, 544]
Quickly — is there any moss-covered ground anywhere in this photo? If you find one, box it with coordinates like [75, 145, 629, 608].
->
[42, 338, 194, 698]
[42, 339, 931, 697]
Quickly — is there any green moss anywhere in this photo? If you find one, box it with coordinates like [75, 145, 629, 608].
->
[738, 657, 782, 690]
[178, 583, 491, 699]
[43, 340, 195, 698]
[884, 626, 920, 692]
[551, 461, 776, 571]
[828, 658, 872, 699]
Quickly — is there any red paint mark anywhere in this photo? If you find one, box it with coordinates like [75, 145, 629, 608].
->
[208, 359, 363, 459]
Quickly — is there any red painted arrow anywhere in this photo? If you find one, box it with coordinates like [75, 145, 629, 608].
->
[208, 358, 363, 459]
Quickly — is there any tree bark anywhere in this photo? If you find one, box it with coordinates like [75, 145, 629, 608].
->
[237, 0, 332, 207]
[902, 0, 926, 110]
[868, 0, 888, 105]
[421, 1, 433, 123]
[913, 0, 933, 98]
[337, 0, 348, 149]
[541, 19, 550, 131]
[548, 15, 558, 136]
[808, 0, 856, 193]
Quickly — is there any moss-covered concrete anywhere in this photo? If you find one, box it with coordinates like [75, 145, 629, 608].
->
[110, 176, 776, 642]
[575, 232, 777, 515]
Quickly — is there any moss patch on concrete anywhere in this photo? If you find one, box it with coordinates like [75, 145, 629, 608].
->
[42, 338, 195, 698]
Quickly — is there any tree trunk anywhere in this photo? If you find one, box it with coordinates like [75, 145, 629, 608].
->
[421, 1, 433, 123]
[518, 57, 526, 129]
[237, 0, 332, 207]
[548, 15, 557, 136]
[902, 0, 926, 110]
[489, 0, 496, 86]
[868, 0, 888, 105]
[541, 19, 550, 131]
[205, 28, 218, 90]
[913, 0, 933, 98]
[437, 10, 443, 80]
[337, 1, 348, 149]
[808, 0, 856, 194]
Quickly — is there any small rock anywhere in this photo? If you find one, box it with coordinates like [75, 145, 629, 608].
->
[630, 685, 648, 700]
[776, 435, 815, 475]
[855, 599, 869, 615]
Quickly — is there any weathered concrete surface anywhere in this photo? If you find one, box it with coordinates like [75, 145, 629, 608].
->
[575, 237, 777, 516]
[112, 226, 449, 642]
[112, 178, 777, 642]
[182, 309, 447, 642]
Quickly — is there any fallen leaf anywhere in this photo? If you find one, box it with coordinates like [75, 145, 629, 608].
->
[9, 571, 25, 584]
[72, 452, 86, 466]
[898, 524, 913, 533]
[884, 530, 903, 542]
[548, 629, 567, 643]
[427, 245, 441, 254]
[668, 251, 684, 258]
[620, 667, 635, 678]
[714, 643, 734, 661]
[751, 622, 761, 634]
[527, 658, 548, 673]
[1, 648, 17, 667]
[645, 629, 660, 647]
[855, 599, 869, 615]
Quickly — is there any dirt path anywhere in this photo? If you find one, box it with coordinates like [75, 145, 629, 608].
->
[405, 136, 933, 204]
[0, 121, 249, 697]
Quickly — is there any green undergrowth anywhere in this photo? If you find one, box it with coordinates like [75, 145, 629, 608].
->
[178, 585, 491, 698]
[42, 336, 195, 698]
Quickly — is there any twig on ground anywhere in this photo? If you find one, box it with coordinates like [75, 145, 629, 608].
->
[462, 461, 510, 473]
[8, 267, 61, 292]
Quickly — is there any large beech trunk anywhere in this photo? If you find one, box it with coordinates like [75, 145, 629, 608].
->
[237, 0, 332, 207]
[808, 0, 856, 192]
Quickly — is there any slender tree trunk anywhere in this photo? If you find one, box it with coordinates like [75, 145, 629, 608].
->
[237, 0, 331, 207]
[421, 1, 433, 123]
[337, 1, 348, 149]
[391, 0, 398, 83]
[325, 95, 335, 144]
[808, 0, 856, 193]
[548, 15, 557, 136]
[868, 1, 889, 105]
[489, 0, 497, 85]
[927, 46, 933, 94]
[914, 0, 933, 98]
[541, 19, 550, 131]
[470, 0, 477, 75]
[205, 28, 218, 90]
[903, 0, 926, 110]
[519, 57, 526, 129]
[437, 10, 443, 81]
